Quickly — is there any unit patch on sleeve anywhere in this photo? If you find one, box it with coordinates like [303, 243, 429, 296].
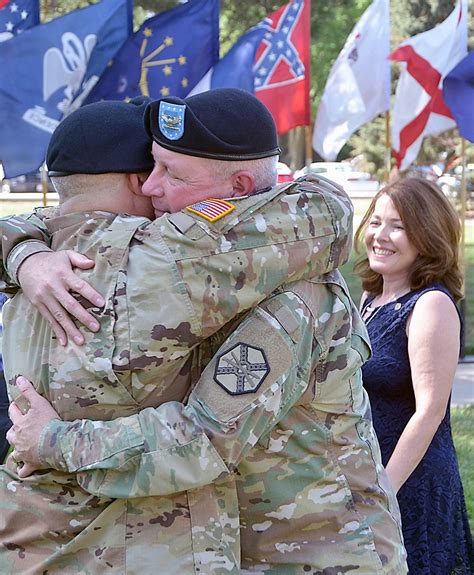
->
[213, 342, 270, 395]
[186, 198, 235, 222]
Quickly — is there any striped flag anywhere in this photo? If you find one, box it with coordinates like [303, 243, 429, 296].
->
[186, 198, 236, 222]
[390, 0, 467, 170]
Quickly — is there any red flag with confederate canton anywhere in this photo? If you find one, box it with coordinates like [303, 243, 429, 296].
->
[255, 0, 310, 134]
[189, 0, 310, 134]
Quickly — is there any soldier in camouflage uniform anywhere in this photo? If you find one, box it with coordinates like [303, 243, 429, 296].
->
[1, 90, 407, 574]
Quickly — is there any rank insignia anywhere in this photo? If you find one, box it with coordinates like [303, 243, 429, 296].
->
[213, 342, 269, 395]
[186, 198, 235, 222]
[159, 101, 185, 140]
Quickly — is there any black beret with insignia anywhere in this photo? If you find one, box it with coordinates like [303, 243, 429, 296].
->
[46, 97, 154, 176]
[144, 88, 280, 161]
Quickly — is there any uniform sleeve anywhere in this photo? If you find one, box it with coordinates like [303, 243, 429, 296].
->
[39, 292, 315, 498]
[0, 209, 55, 289]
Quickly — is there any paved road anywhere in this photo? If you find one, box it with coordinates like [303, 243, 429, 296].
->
[452, 357, 474, 406]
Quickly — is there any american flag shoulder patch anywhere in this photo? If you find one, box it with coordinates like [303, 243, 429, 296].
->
[185, 198, 236, 222]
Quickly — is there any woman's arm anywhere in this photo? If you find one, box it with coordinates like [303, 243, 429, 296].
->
[384, 290, 460, 493]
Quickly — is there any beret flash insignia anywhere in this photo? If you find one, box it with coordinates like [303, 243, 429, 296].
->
[158, 101, 185, 140]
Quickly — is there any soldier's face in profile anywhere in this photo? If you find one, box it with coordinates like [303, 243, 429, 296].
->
[141, 143, 234, 218]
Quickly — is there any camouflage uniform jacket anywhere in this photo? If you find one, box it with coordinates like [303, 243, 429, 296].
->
[0, 176, 385, 574]
[33, 274, 407, 574]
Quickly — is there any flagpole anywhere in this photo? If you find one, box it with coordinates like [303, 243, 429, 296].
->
[459, 137, 467, 357]
[41, 0, 49, 208]
[305, 125, 312, 168]
[384, 110, 391, 181]
[41, 163, 49, 207]
[305, 0, 312, 169]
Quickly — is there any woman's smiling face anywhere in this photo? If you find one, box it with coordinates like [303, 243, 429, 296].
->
[364, 193, 419, 282]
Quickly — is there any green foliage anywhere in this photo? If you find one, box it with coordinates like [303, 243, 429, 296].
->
[391, 0, 458, 44]
[311, 0, 372, 110]
[451, 405, 474, 530]
[347, 116, 389, 179]
[41, 0, 97, 22]
[219, 2, 281, 54]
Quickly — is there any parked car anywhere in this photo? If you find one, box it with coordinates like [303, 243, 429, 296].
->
[437, 164, 474, 208]
[277, 161, 294, 184]
[2, 171, 54, 193]
[294, 161, 379, 196]
[407, 164, 442, 182]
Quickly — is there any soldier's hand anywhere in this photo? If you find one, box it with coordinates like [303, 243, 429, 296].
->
[6, 376, 61, 478]
[17, 250, 105, 346]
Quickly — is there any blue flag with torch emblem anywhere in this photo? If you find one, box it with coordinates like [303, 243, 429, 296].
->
[85, 0, 219, 103]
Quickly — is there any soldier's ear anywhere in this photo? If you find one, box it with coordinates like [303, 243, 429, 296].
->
[230, 171, 255, 197]
[128, 172, 149, 195]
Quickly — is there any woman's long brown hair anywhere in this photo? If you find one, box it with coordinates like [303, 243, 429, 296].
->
[354, 177, 463, 302]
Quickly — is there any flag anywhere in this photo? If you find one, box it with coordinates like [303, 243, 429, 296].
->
[189, 26, 267, 95]
[190, 0, 310, 135]
[443, 50, 474, 143]
[85, 0, 219, 103]
[0, 0, 39, 42]
[0, 0, 131, 178]
[312, 0, 390, 161]
[390, 0, 467, 171]
[255, 0, 310, 134]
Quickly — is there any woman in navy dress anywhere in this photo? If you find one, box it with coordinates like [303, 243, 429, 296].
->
[354, 177, 473, 574]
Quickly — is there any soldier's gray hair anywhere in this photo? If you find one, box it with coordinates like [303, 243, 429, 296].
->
[205, 155, 278, 191]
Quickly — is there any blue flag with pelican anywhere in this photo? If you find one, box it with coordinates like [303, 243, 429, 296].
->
[0, 0, 131, 178]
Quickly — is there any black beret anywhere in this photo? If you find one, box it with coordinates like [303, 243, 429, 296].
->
[47, 97, 154, 176]
[145, 88, 280, 161]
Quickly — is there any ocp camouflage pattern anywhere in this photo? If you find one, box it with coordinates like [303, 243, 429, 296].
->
[0, 175, 407, 573]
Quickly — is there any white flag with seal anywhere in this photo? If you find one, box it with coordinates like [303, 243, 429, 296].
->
[313, 0, 390, 160]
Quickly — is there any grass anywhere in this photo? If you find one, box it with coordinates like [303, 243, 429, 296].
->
[452, 406, 474, 531]
[0, 194, 58, 219]
[462, 242, 474, 355]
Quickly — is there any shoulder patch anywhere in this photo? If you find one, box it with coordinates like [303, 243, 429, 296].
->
[214, 342, 269, 395]
[186, 198, 235, 222]
[192, 307, 295, 424]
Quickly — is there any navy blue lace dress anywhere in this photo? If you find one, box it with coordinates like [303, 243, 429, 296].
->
[361, 284, 474, 575]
